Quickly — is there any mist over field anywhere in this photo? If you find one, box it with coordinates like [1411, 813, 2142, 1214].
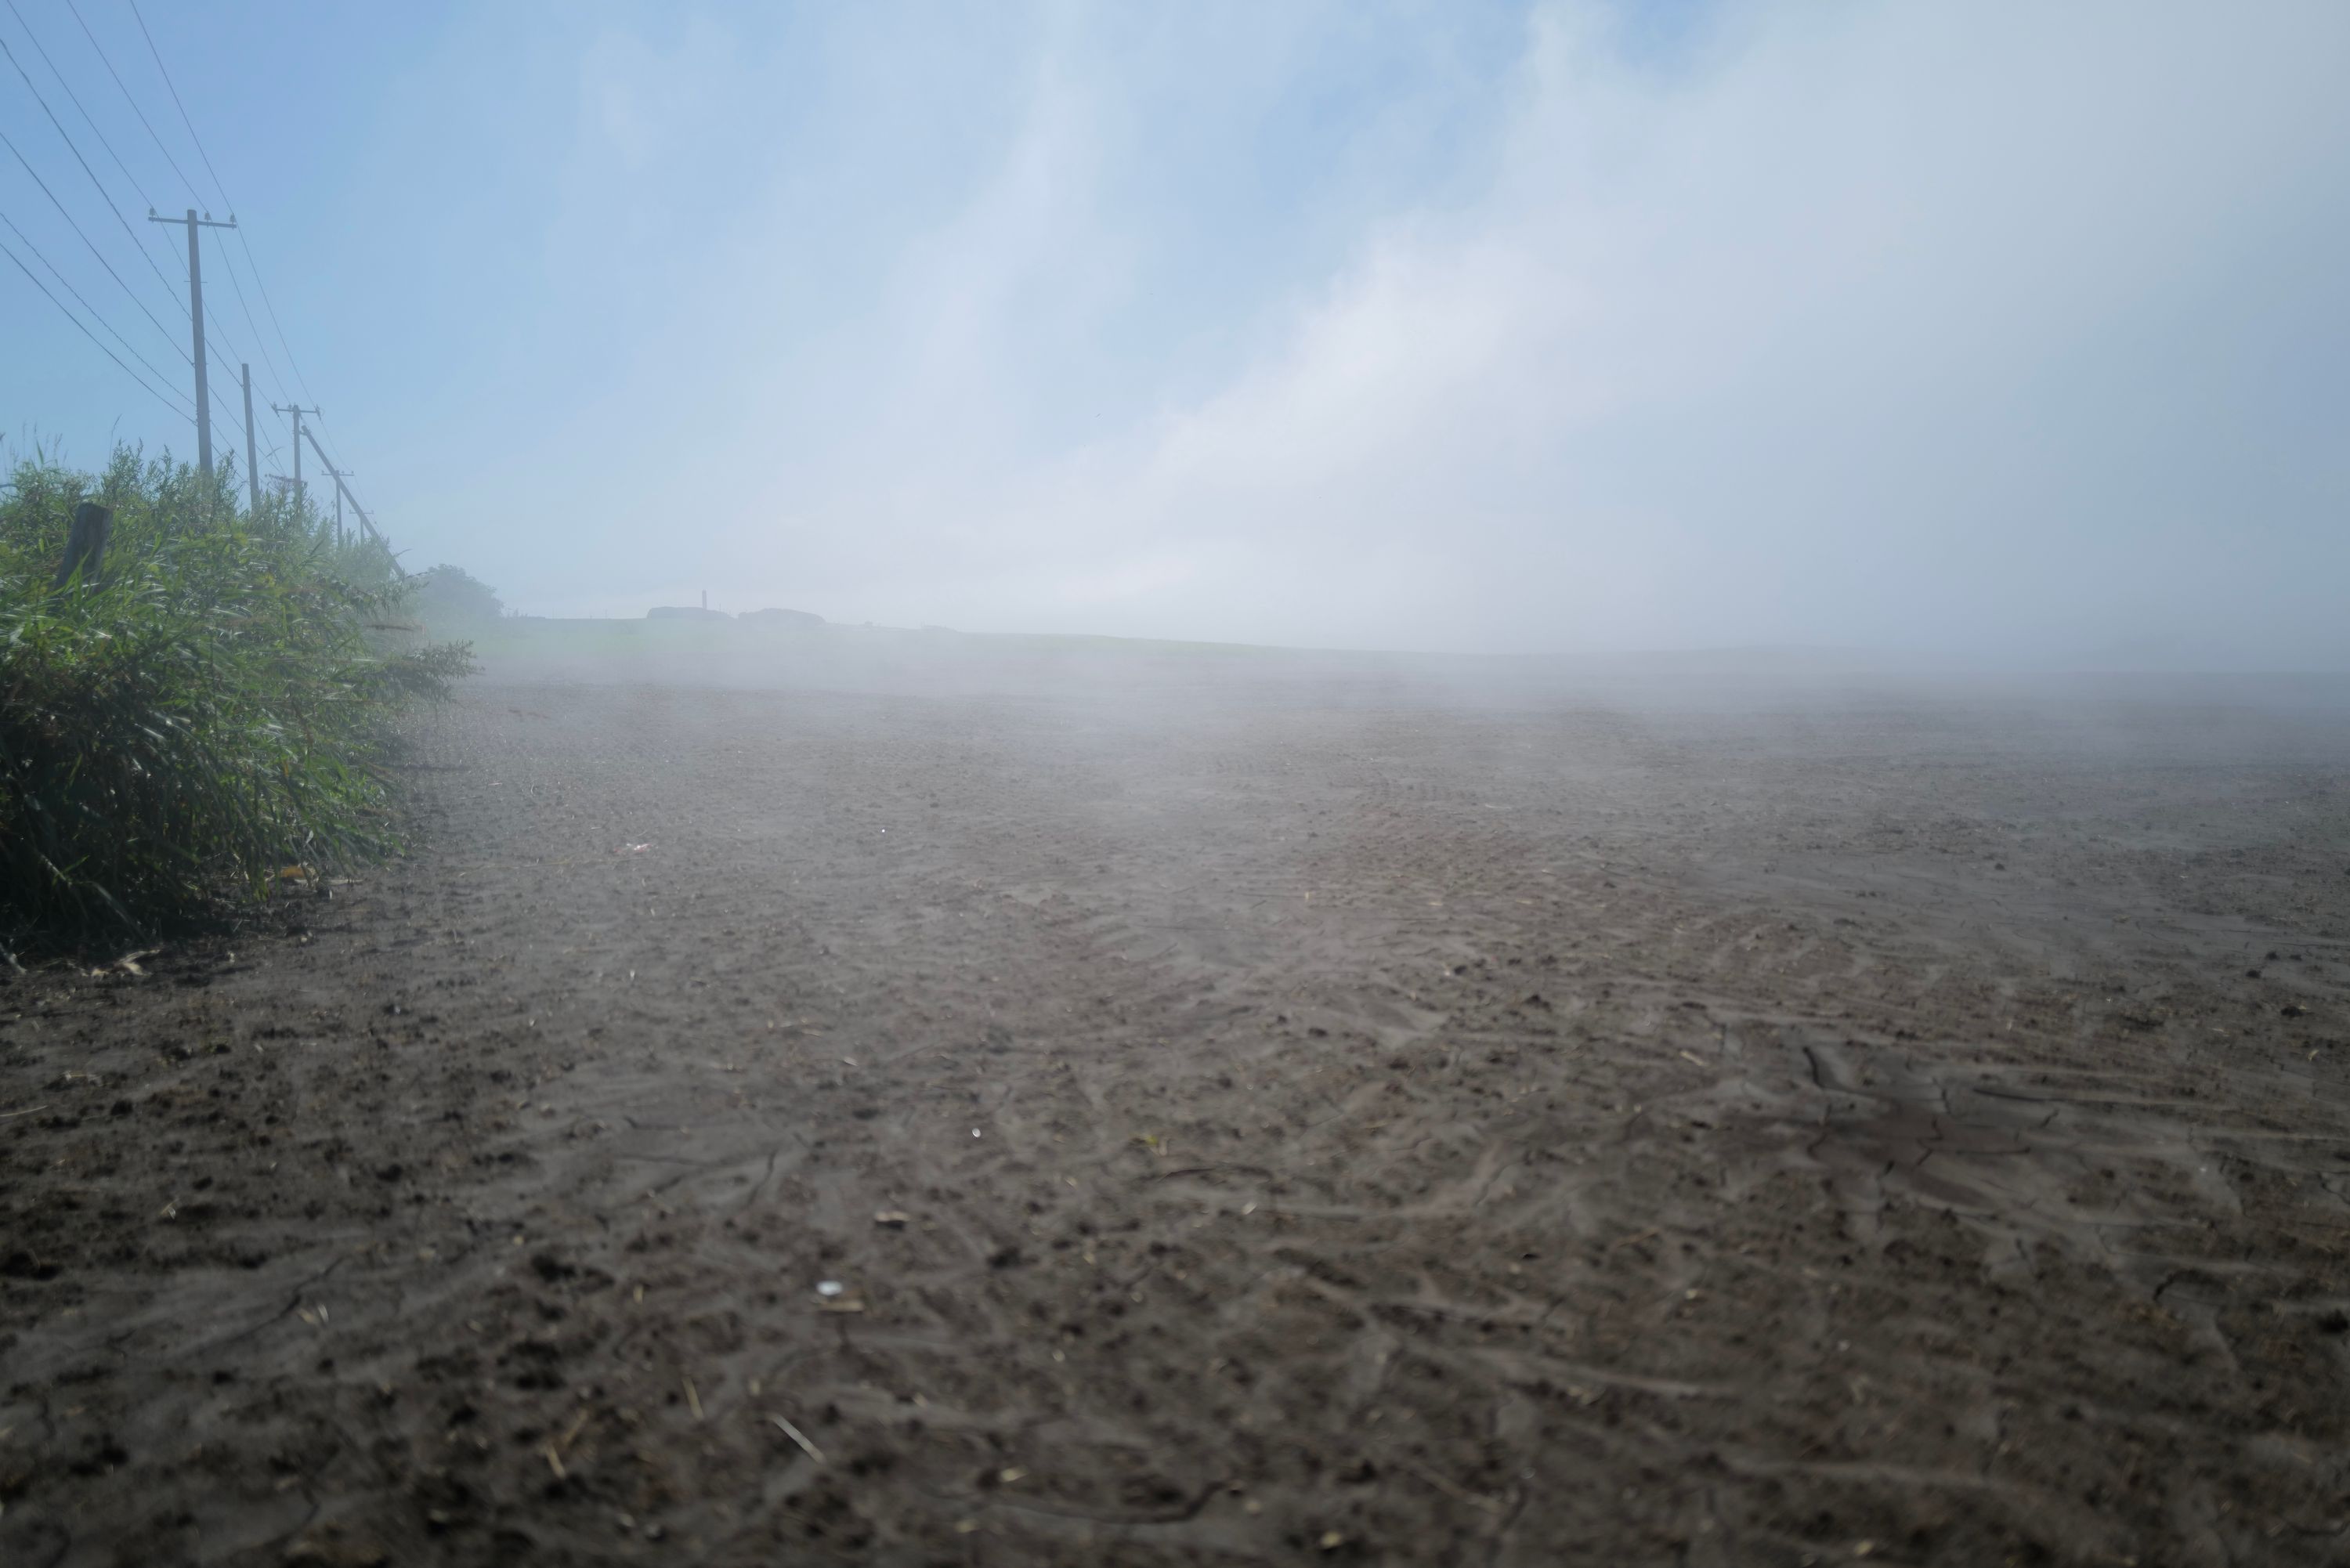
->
[14, 6, 2350, 1563]
[24, 0, 2350, 666]
[403, 0, 2350, 663]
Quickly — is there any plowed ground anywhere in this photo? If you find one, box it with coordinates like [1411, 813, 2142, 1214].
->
[5, 672, 2348, 1566]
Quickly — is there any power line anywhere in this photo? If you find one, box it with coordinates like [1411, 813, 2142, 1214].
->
[0, 9, 258, 461]
[0, 2, 277, 458]
[62, 0, 198, 207]
[119, 0, 336, 479]
[143, 203, 259, 480]
[1, 207, 192, 414]
[84, 1, 290, 417]
[202, 350, 251, 446]
[198, 291, 254, 388]
[236, 229, 318, 409]
[5, 0, 157, 215]
[0, 121, 187, 361]
[0, 28, 197, 333]
[9, 1, 252, 416]
[34, 0, 339, 504]
[308, 410, 356, 480]
[1, 231, 193, 422]
[125, 0, 229, 211]
[208, 227, 291, 406]
[224, 220, 337, 468]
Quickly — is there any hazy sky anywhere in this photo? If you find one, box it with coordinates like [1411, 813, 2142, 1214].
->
[9, 2, 2349, 662]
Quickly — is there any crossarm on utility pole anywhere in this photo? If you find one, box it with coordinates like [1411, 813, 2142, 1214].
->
[272, 403, 318, 491]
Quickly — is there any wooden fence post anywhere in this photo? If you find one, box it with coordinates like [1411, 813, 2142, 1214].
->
[52, 501, 113, 590]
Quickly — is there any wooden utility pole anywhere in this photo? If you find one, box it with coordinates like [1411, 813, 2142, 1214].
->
[298, 423, 383, 547]
[52, 501, 112, 588]
[147, 208, 237, 479]
[240, 363, 258, 515]
[273, 402, 320, 498]
[321, 461, 352, 546]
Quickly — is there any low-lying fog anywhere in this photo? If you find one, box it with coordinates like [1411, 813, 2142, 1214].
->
[81, 0, 2341, 671]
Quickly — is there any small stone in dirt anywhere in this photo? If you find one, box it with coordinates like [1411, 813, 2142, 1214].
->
[283, 1530, 389, 1566]
[816, 1280, 845, 1298]
[376, 1163, 405, 1183]
[873, 1211, 910, 1228]
[989, 1245, 1025, 1269]
[531, 1253, 577, 1282]
[2282, 1004, 2308, 1018]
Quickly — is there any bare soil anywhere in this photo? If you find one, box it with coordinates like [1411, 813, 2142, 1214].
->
[4, 669, 2348, 1566]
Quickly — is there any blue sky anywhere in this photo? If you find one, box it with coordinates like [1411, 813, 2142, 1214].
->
[8, 2, 2349, 663]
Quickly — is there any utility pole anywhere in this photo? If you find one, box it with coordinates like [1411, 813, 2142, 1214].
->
[298, 423, 384, 548]
[240, 364, 258, 515]
[148, 208, 237, 479]
[321, 463, 352, 546]
[273, 402, 320, 499]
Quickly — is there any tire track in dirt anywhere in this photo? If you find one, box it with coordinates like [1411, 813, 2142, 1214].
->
[3, 677, 2347, 1565]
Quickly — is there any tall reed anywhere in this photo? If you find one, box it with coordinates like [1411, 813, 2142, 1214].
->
[2, 444, 473, 944]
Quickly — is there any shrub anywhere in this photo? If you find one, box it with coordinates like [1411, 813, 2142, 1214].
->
[410, 562, 504, 630]
[1, 444, 475, 945]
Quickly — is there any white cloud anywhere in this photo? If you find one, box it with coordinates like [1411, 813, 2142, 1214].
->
[448, 1, 2350, 663]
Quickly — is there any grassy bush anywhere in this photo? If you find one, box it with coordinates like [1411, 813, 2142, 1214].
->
[409, 562, 505, 631]
[1, 444, 474, 946]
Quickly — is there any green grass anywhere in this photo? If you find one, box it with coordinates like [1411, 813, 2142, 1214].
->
[1, 444, 473, 947]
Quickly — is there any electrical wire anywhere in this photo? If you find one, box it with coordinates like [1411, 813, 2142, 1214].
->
[38, 0, 333, 492]
[236, 229, 318, 409]
[4, 5, 222, 388]
[52, 2, 293, 416]
[124, 0, 227, 211]
[5, 0, 161, 222]
[208, 232, 291, 404]
[123, 0, 352, 484]
[0, 121, 187, 361]
[62, 0, 198, 207]
[2, 206, 192, 414]
[0, 27, 201, 322]
[0, 5, 281, 447]
[3, 82, 250, 452]
[0, 124, 255, 458]
[2, 231, 193, 421]
[113, 0, 270, 410]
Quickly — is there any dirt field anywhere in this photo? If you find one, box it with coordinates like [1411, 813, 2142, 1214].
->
[5, 656, 2348, 1566]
